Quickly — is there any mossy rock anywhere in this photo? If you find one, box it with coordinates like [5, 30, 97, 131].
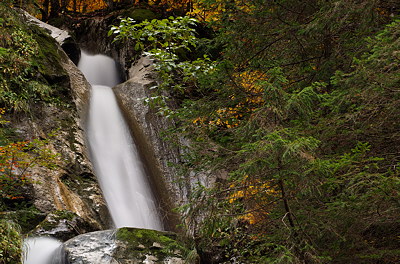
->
[122, 8, 160, 22]
[31, 27, 70, 87]
[33, 210, 76, 232]
[30, 210, 97, 241]
[115, 227, 198, 263]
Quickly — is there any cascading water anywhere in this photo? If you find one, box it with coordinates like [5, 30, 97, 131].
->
[23, 237, 63, 264]
[79, 51, 163, 230]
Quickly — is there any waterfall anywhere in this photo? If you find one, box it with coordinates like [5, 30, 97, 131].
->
[79, 51, 163, 230]
[23, 237, 63, 264]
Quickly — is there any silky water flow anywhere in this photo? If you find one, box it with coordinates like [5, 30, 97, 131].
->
[23, 237, 63, 264]
[79, 51, 163, 230]
[22, 51, 162, 264]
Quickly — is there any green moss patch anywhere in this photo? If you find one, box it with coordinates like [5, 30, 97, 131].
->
[116, 227, 191, 262]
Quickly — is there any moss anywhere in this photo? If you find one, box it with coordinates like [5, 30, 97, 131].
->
[38, 210, 77, 231]
[358, 249, 400, 259]
[116, 227, 191, 261]
[52, 210, 76, 221]
[32, 29, 63, 72]
[14, 208, 46, 234]
[30, 27, 70, 92]
[37, 220, 54, 231]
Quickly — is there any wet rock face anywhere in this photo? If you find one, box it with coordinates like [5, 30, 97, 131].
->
[113, 57, 183, 231]
[63, 228, 196, 264]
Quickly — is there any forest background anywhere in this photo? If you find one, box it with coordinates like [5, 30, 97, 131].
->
[0, 0, 399, 263]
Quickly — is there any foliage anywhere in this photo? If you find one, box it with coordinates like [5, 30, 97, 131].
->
[110, 15, 215, 116]
[0, 109, 59, 215]
[4, 0, 398, 263]
[0, 5, 62, 209]
[0, 4, 72, 264]
[0, 137, 59, 201]
[0, 220, 22, 264]
[109, 16, 198, 51]
[9, 0, 195, 20]
[0, 3, 69, 113]
[112, 2, 399, 263]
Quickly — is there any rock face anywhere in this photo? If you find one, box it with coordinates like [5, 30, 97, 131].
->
[63, 228, 197, 264]
[113, 56, 217, 232]
[20, 9, 80, 64]
[15, 12, 112, 231]
[112, 57, 183, 231]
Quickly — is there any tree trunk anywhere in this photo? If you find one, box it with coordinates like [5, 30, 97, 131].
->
[279, 179, 295, 229]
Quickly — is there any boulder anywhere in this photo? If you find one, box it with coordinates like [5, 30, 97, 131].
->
[30, 210, 98, 241]
[63, 227, 198, 263]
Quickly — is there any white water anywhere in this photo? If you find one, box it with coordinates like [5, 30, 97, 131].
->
[23, 237, 62, 264]
[79, 51, 163, 230]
